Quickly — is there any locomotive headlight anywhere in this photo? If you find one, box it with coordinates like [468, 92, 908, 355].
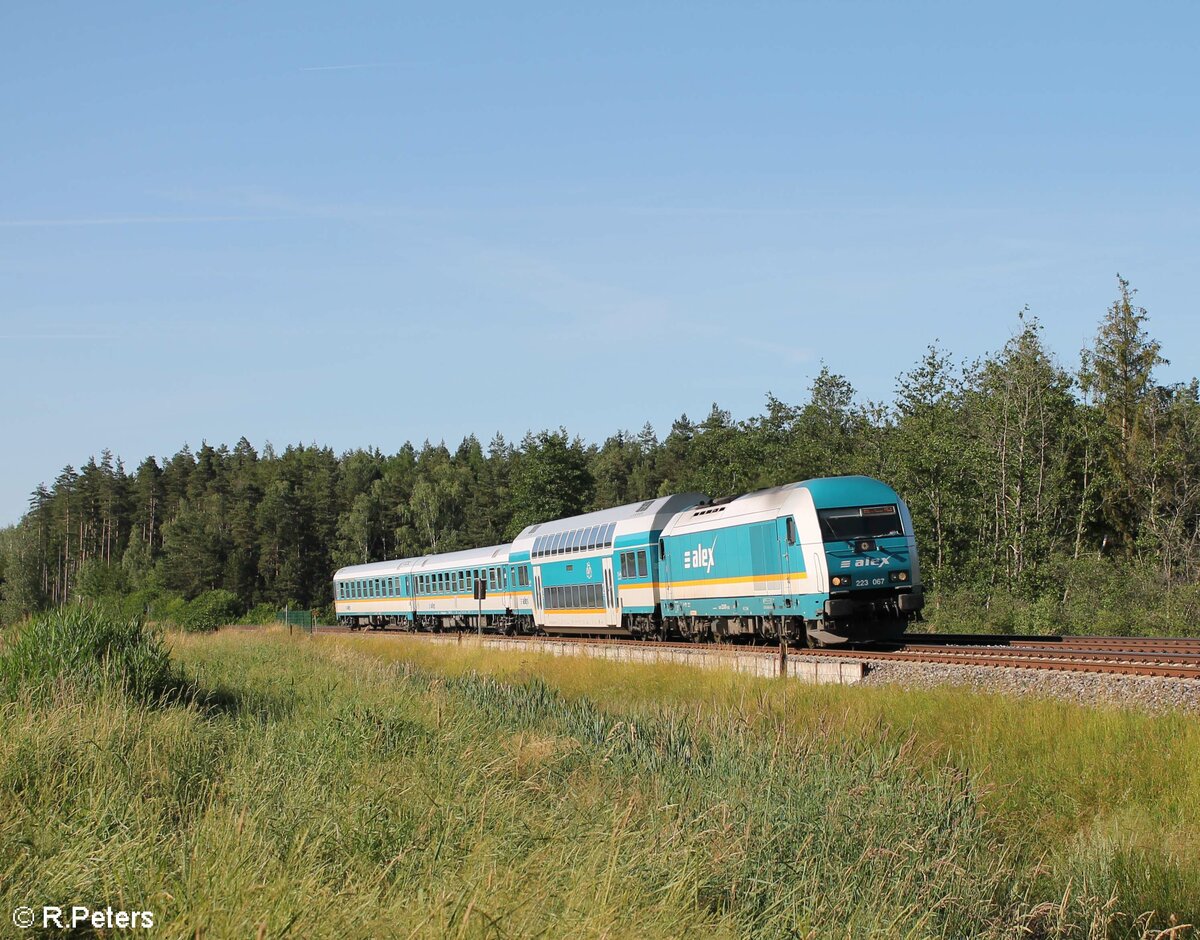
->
[888, 571, 909, 583]
[831, 575, 852, 588]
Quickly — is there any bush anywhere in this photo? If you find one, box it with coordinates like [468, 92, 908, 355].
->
[922, 555, 1200, 637]
[177, 590, 243, 633]
[0, 606, 178, 703]
[238, 602, 279, 626]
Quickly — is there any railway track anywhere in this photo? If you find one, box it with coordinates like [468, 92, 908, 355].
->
[312, 625, 1200, 680]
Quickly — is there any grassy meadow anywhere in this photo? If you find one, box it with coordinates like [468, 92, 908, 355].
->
[1, 614, 1197, 938]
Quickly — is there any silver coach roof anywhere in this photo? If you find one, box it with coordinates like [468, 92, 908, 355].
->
[335, 542, 512, 581]
[333, 558, 409, 580]
[510, 492, 705, 553]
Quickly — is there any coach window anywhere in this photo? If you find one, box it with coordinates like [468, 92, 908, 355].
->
[637, 551, 648, 578]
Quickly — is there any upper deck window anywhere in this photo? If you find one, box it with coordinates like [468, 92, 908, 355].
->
[818, 505, 904, 542]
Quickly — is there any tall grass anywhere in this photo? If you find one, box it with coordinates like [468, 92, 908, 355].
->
[0, 605, 178, 703]
[1, 625, 1195, 937]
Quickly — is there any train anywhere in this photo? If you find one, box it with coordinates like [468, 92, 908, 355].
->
[333, 475, 924, 647]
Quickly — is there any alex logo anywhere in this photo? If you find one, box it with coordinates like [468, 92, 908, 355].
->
[682, 538, 717, 573]
[839, 557, 892, 569]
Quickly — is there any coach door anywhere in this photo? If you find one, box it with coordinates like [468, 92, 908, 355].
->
[602, 557, 618, 628]
[532, 569, 544, 630]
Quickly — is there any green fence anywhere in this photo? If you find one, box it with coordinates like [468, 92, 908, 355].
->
[277, 609, 314, 632]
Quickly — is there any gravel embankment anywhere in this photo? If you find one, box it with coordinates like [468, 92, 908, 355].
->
[856, 657, 1200, 713]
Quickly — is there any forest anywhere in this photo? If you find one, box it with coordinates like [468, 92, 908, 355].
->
[2, 277, 1198, 635]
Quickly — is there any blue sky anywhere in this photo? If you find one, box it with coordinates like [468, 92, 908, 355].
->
[2, 2, 1198, 524]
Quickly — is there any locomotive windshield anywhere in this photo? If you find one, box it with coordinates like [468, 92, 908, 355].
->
[817, 504, 903, 541]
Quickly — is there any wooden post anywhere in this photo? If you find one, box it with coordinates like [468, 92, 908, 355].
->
[778, 625, 788, 679]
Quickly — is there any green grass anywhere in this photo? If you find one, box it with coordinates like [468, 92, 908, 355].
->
[1, 623, 1197, 938]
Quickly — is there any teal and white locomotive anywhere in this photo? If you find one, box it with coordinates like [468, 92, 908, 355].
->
[334, 475, 923, 647]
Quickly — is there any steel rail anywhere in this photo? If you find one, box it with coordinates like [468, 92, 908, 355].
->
[904, 633, 1200, 652]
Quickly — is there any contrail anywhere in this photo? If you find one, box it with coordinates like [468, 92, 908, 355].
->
[0, 215, 273, 228]
[0, 334, 115, 340]
[300, 63, 390, 71]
